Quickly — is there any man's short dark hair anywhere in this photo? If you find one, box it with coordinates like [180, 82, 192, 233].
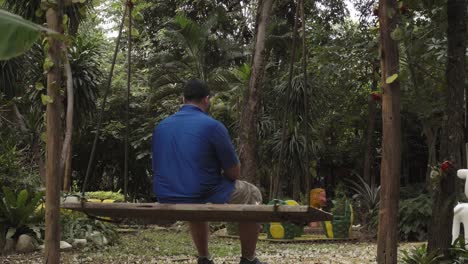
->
[183, 79, 210, 102]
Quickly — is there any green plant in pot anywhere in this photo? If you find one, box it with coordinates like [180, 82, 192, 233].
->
[323, 185, 354, 239]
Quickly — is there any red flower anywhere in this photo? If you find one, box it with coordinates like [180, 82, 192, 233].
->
[440, 161, 452, 172]
[371, 92, 381, 102]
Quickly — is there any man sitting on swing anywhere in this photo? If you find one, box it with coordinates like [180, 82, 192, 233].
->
[152, 79, 266, 264]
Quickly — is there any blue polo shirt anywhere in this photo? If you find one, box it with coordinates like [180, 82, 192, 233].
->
[152, 105, 239, 204]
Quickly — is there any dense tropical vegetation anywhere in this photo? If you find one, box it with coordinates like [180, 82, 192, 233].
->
[0, 0, 466, 263]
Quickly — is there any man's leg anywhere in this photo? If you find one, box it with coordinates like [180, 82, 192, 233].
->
[188, 221, 210, 257]
[228, 180, 264, 261]
[238, 222, 260, 259]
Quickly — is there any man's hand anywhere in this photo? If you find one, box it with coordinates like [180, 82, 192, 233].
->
[223, 164, 240, 181]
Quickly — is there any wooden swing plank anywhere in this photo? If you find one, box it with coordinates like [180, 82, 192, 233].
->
[61, 202, 332, 223]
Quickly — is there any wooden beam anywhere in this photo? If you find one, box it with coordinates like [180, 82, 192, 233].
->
[62, 202, 332, 223]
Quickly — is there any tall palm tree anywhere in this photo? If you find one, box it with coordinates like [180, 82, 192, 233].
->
[148, 13, 242, 102]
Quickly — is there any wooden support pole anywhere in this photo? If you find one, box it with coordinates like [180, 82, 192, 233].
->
[45, 4, 63, 264]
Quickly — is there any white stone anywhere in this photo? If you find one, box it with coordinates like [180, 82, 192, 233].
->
[87, 231, 107, 246]
[15, 234, 37, 253]
[72, 238, 87, 248]
[102, 236, 108, 245]
[60, 241, 72, 251]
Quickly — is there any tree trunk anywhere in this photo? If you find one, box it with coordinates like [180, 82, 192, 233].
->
[32, 139, 46, 182]
[300, 0, 311, 194]
[0, 224, 4, 254]
[363, 65, 379, 184]
[364, 96, 377, 184]
[376, 0, 401, 263]
[63, 144, 72, 191]
[422, 125, 438, 186]
[427, 0, 466, 255]
[239, 0, 274, 185]
[61, 54, 74, 191]
[45, 3, 63, 264]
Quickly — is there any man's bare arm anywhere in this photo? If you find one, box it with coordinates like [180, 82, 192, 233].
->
[223, 164, 240, 181]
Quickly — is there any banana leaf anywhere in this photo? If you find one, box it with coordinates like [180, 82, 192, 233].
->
[0, 9, 55, 60]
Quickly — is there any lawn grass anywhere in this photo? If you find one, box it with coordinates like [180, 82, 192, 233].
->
[0, 225, 424, 264]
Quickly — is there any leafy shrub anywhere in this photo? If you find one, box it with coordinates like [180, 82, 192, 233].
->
[85, 191, 125, 202]
[0, 138, 42, 192]
[400, 183, 426, 199]
[331, 183, 350, 216]
[399, 193, 432, 241]
[401, 244, 442, 264]
[346, 173, 380, 228]
[0, 187, 44, 240]
[447, 237, 468, 264]
[60, 213, 119, 248]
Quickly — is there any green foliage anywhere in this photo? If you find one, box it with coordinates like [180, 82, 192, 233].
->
[400, 184, 427, 199]
[346, 174, 380, 211]
[68, 32, 103, 127]
[399, 193, 432, 241]
[447, 237, 468, 264]
[401, 244, 442, 264]
[60, 213, 119, 247]
[331, 183, 349, 216]
[85, 191, 124, 202]
[0, 135, 42, 194]
[0, 187, 44, 239]
[346, 173, 380, 228]
[0, 10, 44, 60]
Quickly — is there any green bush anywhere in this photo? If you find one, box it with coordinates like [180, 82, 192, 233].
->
[447, 237, 468, 264]
[60, 213, 119, 247]
[331, 183, 350, 216]
[400, 183, 426, 199]
[0, 138, 42, 192]
[0, 187, 44, 240]
[85, 191, 125, 202]
[399, 193, 432, 241]
[346, 173, 380, 229]
[401, 244, 442, 264]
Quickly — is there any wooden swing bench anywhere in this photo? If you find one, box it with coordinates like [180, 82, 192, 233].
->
[61, 202, 332, 224]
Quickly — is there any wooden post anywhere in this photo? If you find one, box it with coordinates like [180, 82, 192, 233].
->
[45, 3, 63, 264]
[376, 0, 401, 263]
